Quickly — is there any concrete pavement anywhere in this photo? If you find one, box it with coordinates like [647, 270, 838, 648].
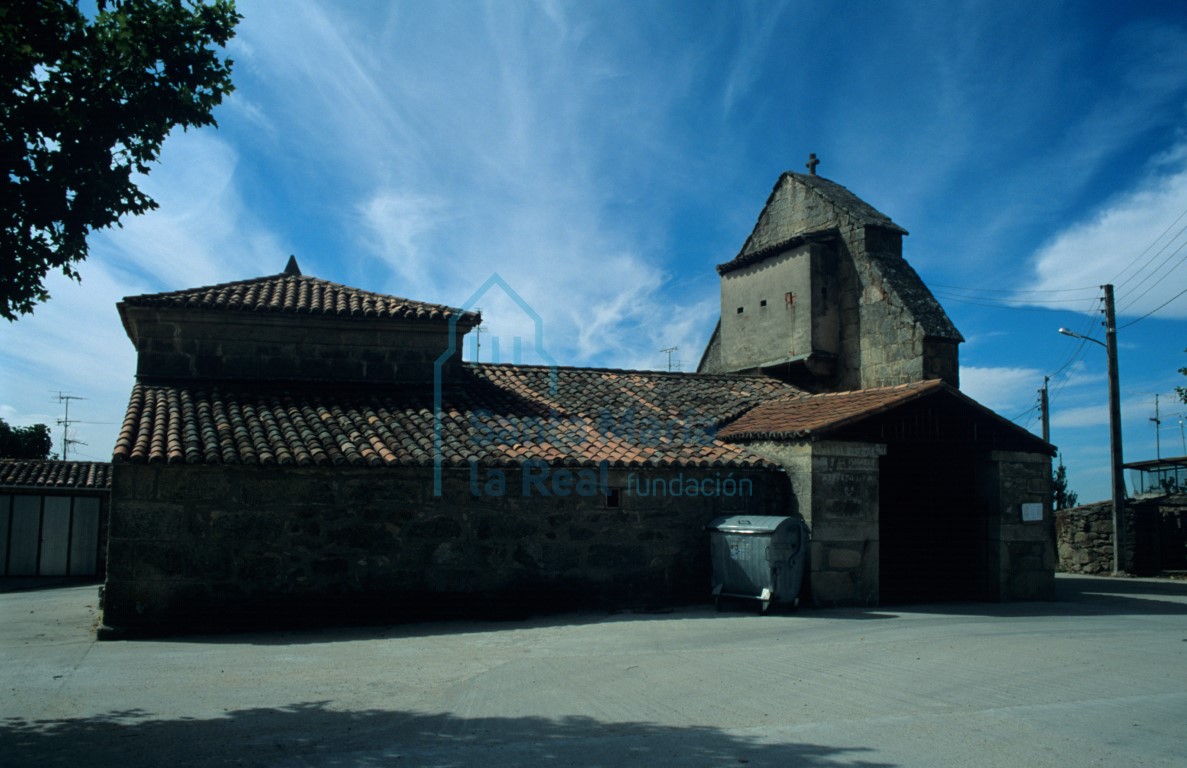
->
[2, 574, 1185, 766]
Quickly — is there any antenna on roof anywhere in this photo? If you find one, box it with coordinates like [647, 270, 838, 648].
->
[54, 392, 88, 461]
[661, 346, 680, 372]
[283, 255, 301, 276]
[473, 308, 486, 362]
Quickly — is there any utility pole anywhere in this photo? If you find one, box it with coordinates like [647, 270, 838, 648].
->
[1150, 394, 1161, 460]
[1103, 284, 1127, 574]
[1039, 375, 1050, 444]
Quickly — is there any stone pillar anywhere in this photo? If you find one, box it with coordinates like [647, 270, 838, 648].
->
[981, 451, 1055, 600]
[739, 439, 885, 606]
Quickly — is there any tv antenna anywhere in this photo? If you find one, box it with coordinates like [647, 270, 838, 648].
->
[660, 346, 681, 372]
[54, 392, 88, 460]
[472, 307, 488, 362]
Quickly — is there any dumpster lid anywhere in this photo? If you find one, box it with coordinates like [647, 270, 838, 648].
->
[706, 515, 798, 534]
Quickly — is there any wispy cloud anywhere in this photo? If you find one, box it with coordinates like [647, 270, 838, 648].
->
[94, 130, 285, 291]
[1049, 394, 1166, 431]
[0, 125, 283, 461]
[224, 1, 732, 370]
[1019, 144, 1187, 319]
[0, 263, 141, 460]
[960, 365, 1044, 415]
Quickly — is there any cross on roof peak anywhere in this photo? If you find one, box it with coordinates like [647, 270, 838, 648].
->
[805, 153, 820, 176]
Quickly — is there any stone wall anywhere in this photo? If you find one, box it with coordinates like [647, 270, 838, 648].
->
[102, 463, 788, 632]
[718, 242, 839, 374]
[840, 228, 960, 390]
[121, 307, 468, 384]
[1055, 495, 1187, 575]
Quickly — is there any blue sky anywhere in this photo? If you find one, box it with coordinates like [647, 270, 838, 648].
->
[3, 0, 1187, 503]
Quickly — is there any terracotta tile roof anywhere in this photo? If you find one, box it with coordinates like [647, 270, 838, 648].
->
[113, 364, 798, 469]
[0, 460, 112, 490]
[120, 271, 476, 323]
[718, 380, 947, 440]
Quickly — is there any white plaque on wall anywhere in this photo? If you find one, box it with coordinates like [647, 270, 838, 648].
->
[1021, 503, 1043, 522]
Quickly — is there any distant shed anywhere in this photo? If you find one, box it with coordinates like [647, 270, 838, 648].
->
[0, 460, 111, 578]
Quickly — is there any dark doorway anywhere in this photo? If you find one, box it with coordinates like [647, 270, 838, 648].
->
[878, 444, 988, 603]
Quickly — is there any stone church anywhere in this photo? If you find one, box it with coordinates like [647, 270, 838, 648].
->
[101, 169, 1055, 633]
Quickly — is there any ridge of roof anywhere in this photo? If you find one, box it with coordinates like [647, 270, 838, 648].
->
[120, 270, 479, 323]
[715, 227, 839, 276]
[463, 360, 800, 383]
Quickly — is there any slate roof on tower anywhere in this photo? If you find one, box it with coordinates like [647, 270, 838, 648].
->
[717, 172, 907, 276]
[714, 172, 962, 343]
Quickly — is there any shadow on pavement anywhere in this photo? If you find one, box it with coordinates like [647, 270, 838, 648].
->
[15, 574, 1186, 647]
[1, 701, 895, 768]
[104, 574, 1187, 646]
[0, 577, 101, 594]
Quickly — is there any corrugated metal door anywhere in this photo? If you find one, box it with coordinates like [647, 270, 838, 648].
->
[39, 497, 72, 575]
[7, 496, 41, 575]
[0, 494, 101, 577]
[69, 498, 101, 575]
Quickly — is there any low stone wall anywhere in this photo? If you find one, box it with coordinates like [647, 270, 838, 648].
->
[102, 463, 788, 633]
[1054, 502, 1125, 574]
[1055, 495, 1187, 575]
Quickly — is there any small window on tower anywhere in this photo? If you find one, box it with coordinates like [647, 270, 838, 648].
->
[760, 299, 767, 307]
[736, 306, 744, 314]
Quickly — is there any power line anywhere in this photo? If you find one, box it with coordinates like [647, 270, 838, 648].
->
[1048, 296, 1103, 403]
[1117, 285, 1187, 330]
[1112, 205, 1187, 288]
[1115, 239, 1187, 315]
[1009, 400, 1040, 424]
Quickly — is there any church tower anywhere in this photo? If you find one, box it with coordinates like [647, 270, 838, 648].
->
[698, 164, 962, 391]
